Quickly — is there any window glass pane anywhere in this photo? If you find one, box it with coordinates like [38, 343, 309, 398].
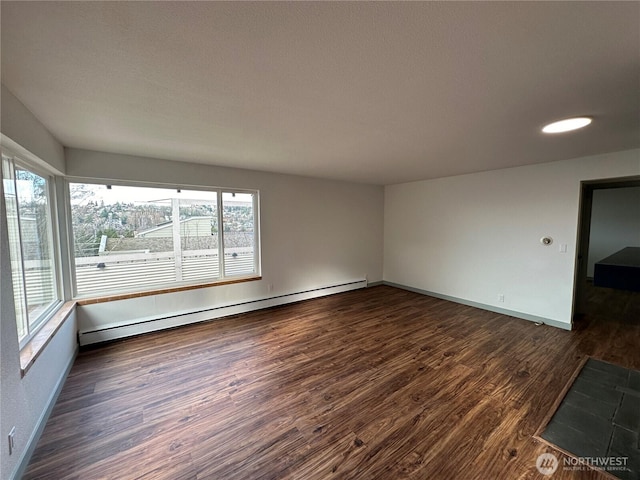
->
[71, 183, 176, 295]
[2, 158, 28, 339]
[16, 166, 56, 326]
[2, 157, 58, 342]
[178, 191, 220, 282]
[223, 192, 256, 276]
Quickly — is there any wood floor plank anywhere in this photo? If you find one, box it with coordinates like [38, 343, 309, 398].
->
[23, 284, 640, 479]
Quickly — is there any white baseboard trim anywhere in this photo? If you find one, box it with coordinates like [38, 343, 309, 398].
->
[11, 347, 78, 480]
[79, 279, 367, 345]
[383, 281, 572, 331]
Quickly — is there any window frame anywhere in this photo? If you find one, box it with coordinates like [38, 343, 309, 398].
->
[65, 178, 261, 299]
[2, 150, 63, 348]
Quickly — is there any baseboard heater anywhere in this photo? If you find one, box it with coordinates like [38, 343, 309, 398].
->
[78, 279, 367, 346]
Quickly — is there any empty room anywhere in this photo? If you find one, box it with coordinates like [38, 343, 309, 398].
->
[1, 2, 639, 479]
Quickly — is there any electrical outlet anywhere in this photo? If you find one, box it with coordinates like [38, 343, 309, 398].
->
[498, 294, 505, 303]
[268, 283, 274, 292]
[8, 427, 16, 455]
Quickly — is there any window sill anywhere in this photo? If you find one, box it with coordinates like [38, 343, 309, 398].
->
[20, 300, 76, 377]
[75, 275, 262, 306]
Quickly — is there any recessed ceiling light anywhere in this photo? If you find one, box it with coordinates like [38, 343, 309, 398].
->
[542, 117, 592, 134]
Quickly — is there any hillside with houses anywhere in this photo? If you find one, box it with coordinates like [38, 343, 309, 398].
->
[71, 193, 254, 257]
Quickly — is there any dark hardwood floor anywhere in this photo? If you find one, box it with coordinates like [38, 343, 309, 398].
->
[24, 285, 640, 479]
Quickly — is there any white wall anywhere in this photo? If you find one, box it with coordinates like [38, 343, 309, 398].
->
[1, 85, 65, 173]
[65, 148, 384, 335]
[384, 149, 640, 328]
[588, 186, 640, 277]
[1, 85, 77, 480]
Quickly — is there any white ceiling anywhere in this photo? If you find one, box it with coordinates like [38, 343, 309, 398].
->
[1, 1, 638, 185]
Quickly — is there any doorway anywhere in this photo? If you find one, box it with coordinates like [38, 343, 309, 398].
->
[573, 176, 640, 326]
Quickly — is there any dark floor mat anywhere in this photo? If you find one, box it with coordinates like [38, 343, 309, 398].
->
[540, 358, 640, 479]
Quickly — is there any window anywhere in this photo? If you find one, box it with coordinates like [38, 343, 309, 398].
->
[69, 182, 259, 296]
[222, 191, 257, 277]
[2, 155, 61, 345]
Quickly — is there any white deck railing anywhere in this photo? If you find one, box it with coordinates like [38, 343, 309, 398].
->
[18, 248, 255, 299]
[75, 247, 255, 295]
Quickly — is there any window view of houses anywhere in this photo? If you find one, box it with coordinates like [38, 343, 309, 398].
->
[70, 183, 257, 296]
